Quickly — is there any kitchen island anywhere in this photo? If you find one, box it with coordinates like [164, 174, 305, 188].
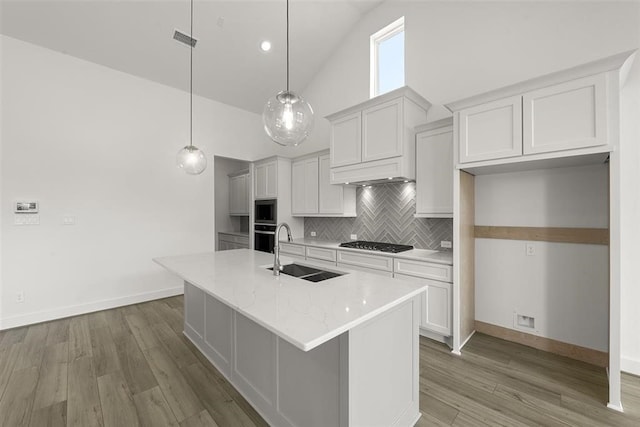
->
[154, 249, 426, 427]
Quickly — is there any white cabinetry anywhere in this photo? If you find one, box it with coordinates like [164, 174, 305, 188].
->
[291, 151, 356, 217]
[394, 258, 453, 336]
[415, 119, 454, 218]
[291, 158, 319, 215]
[523, 74, 607, 155]
[218, 233, 249, 251]
[255, 159, 278, 199]
[229, 170, 250, 216]
[327, 86, 431, 184]
[279, 242, 306, 261]
[458, 96, 522, 163]
[184, 282, 205, 339]
[452, 70, 611, 167]
[337, 250, 394, 277]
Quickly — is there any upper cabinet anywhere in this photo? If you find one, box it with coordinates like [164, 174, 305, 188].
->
[446, 52, 636, 170]
[291, 151, 356, 217]
[458, 95, 522, 163]
[228, 170, 250, 216]
[415, 119, 454, 218]
[254, 158, 278, 199]
[522, 74, 607, 155]
[326, 87, 431, 184]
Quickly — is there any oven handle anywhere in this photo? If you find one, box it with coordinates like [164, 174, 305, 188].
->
[254, 230, 275, 235]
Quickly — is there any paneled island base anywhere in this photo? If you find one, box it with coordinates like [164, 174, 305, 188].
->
[183, 281, 421, 427]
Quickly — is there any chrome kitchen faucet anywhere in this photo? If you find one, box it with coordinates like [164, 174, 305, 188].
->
[273, 222, 293, 276]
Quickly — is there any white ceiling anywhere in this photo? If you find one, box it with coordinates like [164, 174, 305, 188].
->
[0, 0, 384, 114]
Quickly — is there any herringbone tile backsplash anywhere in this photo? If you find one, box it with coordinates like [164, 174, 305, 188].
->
[304, 182, 453, 250]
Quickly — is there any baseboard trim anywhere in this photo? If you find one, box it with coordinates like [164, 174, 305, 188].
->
[622, 357, 640, 376]
[0, 286, 184, 330]
[475, 320, 608, 367]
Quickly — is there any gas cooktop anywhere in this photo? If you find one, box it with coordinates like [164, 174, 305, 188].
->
[339, 240, 414, 253]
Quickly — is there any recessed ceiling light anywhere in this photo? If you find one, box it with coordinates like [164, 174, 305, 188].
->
[404, 180, 409, 183]
[387, 177, 393, 180]
[260, 40, 272, 52]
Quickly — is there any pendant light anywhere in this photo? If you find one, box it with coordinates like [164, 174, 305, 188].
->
[176, 0, 207, 175]
[263, 0, 314, 147]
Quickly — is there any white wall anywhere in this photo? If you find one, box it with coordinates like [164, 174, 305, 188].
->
[0, 35, 276, 328]
[475, 165, 610, 351]
[214, 156, 249, 250]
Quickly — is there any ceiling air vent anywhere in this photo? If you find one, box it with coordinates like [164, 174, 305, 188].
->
[173, 30, 197, 48]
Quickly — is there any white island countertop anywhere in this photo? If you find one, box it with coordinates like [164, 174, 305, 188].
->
[154, 249, 426, 352]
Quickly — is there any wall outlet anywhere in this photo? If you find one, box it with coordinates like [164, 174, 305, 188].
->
[440, 240, 452, 249]
[63, 216, 76, 225]
[350, 234, 357, 240]
[16, 292, 25, 303]
[514, 313, 535, 330]
[526, 242, 535, 256]
[310, 231, 317, 237]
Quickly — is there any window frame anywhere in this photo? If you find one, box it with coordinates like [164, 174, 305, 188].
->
[370, 16, 405, 98]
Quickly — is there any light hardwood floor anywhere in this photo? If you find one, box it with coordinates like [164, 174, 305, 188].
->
[0, 296, 638, 426]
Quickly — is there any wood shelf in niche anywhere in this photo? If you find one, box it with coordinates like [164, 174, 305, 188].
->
[474, 226, 609, 245]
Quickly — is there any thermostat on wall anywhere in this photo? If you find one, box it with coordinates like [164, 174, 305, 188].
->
[15, 201, 39, 213]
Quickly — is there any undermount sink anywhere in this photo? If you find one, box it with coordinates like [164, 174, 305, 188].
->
[267, 263, 344, 282]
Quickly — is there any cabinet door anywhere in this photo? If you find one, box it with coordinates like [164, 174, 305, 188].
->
[416, 128, 453, 216]
[255, 161, 278, 199]
[184, 282, 205, 338]
[523, 74, 607, 155]
[240, 173, 250, 214]
[362, 98, 403, 162]
[254, 164, 267, 199]
[229, 175, 248, 215]
[330, 112, 362, 167]
[394, 274, 452, 336]
[292, 158, 319, 215]
[458, 95, 522, 163]
[318, 154, 344, 214]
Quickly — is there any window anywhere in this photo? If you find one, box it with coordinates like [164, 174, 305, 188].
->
[370, 16, 405, 98]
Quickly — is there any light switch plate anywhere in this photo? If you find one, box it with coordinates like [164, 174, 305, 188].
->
[440, 241, 452, 249]
[526, 243, 535, 256]
[310, 231, 317, 237]
[14, 214, 40, 225]
[350, 234, 357, 240]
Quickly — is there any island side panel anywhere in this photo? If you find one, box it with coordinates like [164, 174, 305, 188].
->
[184, 282, 205, 340]
[347, 296, 421, 427]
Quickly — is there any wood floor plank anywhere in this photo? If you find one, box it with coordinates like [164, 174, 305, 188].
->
[69, 315, 93, 361]
[114, 334, 158, 395]
[183, 362, 257, 427]
[152, 321, 198, 368]
[45, 318, 70, 346]
[419, 391, 460, 424]
[414, 410, 451, 427]
[97, 371, 140, 427]
[143, 347, 204, 422]
[67, 356, 104, 427]
[0, 326, 28, 350]
[179, 410, 220, 427]
[33, 342, 68, 410]
[0, 366, 39, 426]
[88, 311, 110, 330]
[14, 323, 49, 370]
[151, 300, 185, 335]
[29, 400, 67, 427]
[0, 343, 22, 401]
[90, 327, 121, 377]
[133, 386, 179, 427]
[103, 307, 133, 343]
[126, 313, 162, 350]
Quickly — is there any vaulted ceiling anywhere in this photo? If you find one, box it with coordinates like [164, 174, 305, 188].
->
[0, 0, 384, 114]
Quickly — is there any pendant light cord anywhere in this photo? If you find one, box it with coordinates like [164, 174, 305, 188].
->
[189, 0, 194, 148]
[286, 0, 289, 93]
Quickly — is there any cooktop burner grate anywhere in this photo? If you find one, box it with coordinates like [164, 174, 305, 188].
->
[339, 240, 414, 253]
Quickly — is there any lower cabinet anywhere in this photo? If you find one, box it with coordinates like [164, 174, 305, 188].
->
[218, 232, 250, 251]
[394, 273, 452, 336]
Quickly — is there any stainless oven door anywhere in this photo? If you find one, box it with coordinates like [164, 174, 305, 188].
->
[254, 230, 275, 253]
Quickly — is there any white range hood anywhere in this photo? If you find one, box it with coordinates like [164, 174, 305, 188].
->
[325, 86, 431, 185]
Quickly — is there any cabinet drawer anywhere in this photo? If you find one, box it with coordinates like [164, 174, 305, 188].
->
[219, 233, 249, 246]
[393, 259, 452, 283]
[306, 247, 337, 263]
[338, 263, 393, 278]
[337, 250, 393, 272]
[279, 243, 305, 258]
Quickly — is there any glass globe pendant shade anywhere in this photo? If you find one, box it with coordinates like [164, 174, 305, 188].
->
[263, 90, 314, 146]
[176, 145, 207, 175]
